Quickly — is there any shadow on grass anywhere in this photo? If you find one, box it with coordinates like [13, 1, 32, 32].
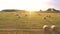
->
[53, 29, 60, 34]
[44, 28, 60, 34]
[44, 30, 51, 34]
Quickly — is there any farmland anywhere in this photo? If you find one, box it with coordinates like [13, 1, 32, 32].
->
[0, 11, 60, 29]
[0, 11, 60, 34]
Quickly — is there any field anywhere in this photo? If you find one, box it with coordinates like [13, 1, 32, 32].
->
[0, 11, 60, 34]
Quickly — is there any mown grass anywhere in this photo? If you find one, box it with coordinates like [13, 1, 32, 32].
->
[0, 11, 60, 34]
[0, 11, 60, 29]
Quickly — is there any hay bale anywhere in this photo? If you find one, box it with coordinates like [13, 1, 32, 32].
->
[44, 17, 46, 19]
[43, 25, 49, 31]
[15, 14, 19, 16]
[25, 14, 28, 16]
[51, 25, 56, 31]
[38, 14, 41, 16]
[17, 15, 22, 18]
[46, 15, 51, 18]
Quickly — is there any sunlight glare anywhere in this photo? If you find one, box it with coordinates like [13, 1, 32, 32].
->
[0, 0, 51, 11]
[22, 0, 51, 11]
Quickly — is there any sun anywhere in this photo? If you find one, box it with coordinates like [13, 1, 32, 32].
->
[22, 0, 51, 12]
[0, 0, 51, 12]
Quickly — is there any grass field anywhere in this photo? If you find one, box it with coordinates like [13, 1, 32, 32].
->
[0, 11, 59, 29]
[0, 11, 60, 34]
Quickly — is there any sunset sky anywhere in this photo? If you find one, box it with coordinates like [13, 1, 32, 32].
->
[0, 0, 60, 11]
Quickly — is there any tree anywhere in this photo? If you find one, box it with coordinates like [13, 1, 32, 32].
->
[46, 8, 60, 13]
[52, 8, 57, 11]
[40, 9, 42, 11]
[46, 8, 52, 11]
[2, 9, 20, 12]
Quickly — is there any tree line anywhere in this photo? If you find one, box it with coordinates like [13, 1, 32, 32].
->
[1, 8, 60, 13]
[39, 8, 60, 13]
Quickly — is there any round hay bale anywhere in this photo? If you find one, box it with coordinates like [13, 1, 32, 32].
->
[38, 14, 41, 16]
[25, 14, 28, 16]
[51, 25, 56, 31]
[46, 15, 51, 18]
[43, 25, 49, 31]
[18, 16, 21, 18]
[44, 17, 46, 19]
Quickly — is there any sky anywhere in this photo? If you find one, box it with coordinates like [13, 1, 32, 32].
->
[49, 0, 60, 10]
[0, 0, 60, 11]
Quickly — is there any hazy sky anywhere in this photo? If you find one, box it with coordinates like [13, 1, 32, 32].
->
[0, 0, 60, 11]
[49, 0, 60, 10]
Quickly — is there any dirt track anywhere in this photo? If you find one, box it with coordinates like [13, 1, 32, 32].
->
[0, 29, 43, 32]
